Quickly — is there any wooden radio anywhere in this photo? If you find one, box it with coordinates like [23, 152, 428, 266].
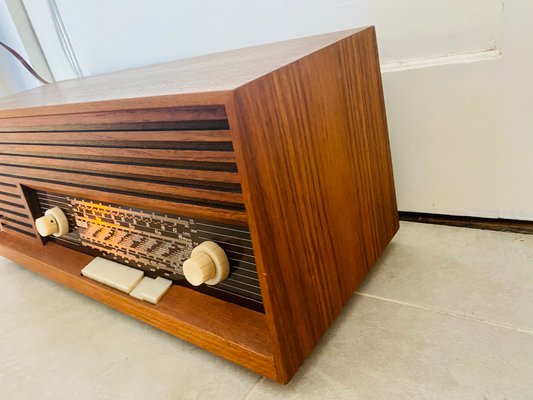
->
[0, 27, 398, 383]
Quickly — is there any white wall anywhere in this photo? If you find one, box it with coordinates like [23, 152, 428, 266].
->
[12, 0, 533, 220]
[0, 0, 40, 96]
[499, 0, 533, 220]
[384, 60, 502, 218]
[386, 0, 533, 221]
[51, 0, 503, 76]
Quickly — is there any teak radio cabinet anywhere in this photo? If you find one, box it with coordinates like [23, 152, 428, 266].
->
[0, 27, 398, 383]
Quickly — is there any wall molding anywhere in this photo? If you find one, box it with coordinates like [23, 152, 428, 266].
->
[381, 48, 501, 73]
[400, 212, 533, 235]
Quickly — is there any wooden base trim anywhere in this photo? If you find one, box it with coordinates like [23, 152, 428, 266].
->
[399, 212, 533, 235]
[0, 233, 277, 380]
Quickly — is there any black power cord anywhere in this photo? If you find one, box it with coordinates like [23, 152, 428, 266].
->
[0, 40, 50, 85]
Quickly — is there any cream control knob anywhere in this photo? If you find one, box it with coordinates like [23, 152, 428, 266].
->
[183, 241, 229, 286]
[35, 207, 69, 238]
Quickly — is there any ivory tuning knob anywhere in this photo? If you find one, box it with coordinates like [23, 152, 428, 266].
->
[183, 252, 216, 286]
[35, 207, 69, 238]
[182, 241, 229, 286]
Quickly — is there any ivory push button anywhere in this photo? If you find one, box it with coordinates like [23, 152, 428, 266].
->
[183, 241, 229, 286]
[130, 276, 172, 304]
[81, 257, 144, 294]
[35, 207, 69, 237]
[82, 258, 171, 303]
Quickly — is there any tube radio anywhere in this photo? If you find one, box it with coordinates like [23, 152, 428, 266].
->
[0, 27, 398, 383]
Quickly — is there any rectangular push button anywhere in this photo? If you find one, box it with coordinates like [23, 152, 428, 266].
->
[81, 257, 144, 294]
[129, 276, 154, 300]
[130, 276, 172, 304]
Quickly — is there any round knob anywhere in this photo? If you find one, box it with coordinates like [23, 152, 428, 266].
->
[183, 252, 216, 286]
[35, 207, 69, 238]
[183, 241, 229, 286]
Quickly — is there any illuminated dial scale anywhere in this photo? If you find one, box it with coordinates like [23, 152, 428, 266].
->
[74, 200, 194, 279]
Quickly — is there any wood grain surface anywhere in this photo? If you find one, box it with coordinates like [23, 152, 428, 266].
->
[228, 26, 398, 381]
[0, 130, 233, 143]
[0, 155, 241, 185]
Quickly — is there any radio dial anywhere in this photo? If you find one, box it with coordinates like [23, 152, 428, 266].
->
[183, 241, 229, 286]
[35, 207, 69, 238]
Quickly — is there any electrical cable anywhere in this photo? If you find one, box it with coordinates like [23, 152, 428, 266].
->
[0, 40, 50, 85]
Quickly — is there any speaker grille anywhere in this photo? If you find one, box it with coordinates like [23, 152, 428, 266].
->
[0, 110, 246, 223]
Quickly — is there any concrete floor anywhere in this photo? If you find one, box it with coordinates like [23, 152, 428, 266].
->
[1, 221, 532, 399]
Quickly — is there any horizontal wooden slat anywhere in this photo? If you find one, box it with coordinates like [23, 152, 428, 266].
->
[0, 223, 37, 238]
[0, 106, 227, 130]
[0, 145, 236, 163]
[0, 198, 27, 215]
[0, 181, 18, 192]
[0, 165, 243, 206]
[0, 189, 20, 201]
[0, 155, 241, 184]
[0, 175, 20, 186]
[0, 92, 231, 120]
[0, 216, 33, 230]
[0, 207, 32, 223]
[4, 178, 247, 224]
[0, 130, 232, 143]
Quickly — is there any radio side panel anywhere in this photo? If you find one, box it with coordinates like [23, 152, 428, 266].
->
[228, 27, 399, 381]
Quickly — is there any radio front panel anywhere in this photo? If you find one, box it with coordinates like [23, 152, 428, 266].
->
[0, 108, 262, 311]
[34, 191, 263, 311]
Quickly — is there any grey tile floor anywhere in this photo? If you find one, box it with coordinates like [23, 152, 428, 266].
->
[0, 221, 532, 399]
